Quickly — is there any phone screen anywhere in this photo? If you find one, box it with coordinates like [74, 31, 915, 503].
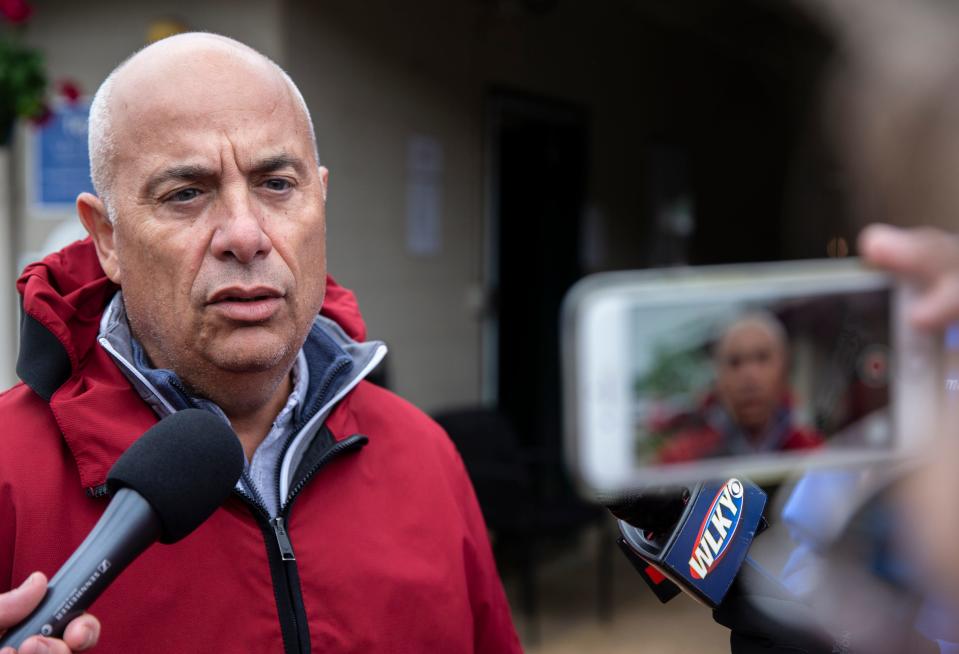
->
[626, 288, 891, 467]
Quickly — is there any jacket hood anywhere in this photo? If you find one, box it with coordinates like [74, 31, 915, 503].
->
[17, 237, 368, 401]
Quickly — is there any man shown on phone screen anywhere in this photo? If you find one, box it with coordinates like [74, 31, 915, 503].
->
[657, 313, 823, 463]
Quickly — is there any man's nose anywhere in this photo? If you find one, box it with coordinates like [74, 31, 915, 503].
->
[735, 365, 760, 386]
[209, 189, 273, 264]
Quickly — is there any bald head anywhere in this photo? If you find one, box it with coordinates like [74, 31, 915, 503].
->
[715, 312, 788, 362]
[88, 33, 318, 220]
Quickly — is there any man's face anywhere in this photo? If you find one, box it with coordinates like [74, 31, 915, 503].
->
[95, 48, 327, 392]
[714, 323, 787, 432]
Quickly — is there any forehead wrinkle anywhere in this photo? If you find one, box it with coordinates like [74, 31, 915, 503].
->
[116, 101, 297, 185]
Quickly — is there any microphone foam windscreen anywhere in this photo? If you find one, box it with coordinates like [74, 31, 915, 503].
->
[606, 486, 690, 533]
[107, 408, 245, 544]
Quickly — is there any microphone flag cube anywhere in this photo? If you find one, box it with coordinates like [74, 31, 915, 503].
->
[619, 478, 767, 607]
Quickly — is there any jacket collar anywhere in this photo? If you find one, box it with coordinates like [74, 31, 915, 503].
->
[97, 289, 381, 436]
[16, 237, 380, 492]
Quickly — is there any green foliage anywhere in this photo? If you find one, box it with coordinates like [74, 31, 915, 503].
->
[633, 344, 712, 399]
[0, 29, 47, 144]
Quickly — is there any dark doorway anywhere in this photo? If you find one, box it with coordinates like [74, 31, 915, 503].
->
[487, 91, 589, 490]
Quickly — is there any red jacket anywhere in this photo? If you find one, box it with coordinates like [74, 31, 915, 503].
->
[655, 392, 824, 464]
[0, 239, 522, 653]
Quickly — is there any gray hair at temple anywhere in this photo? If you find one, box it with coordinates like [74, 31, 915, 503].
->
[86, 32, 320, 223]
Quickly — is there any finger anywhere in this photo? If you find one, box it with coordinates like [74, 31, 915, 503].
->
[859, 224, 959, 282]
[858, 224, 911, 271]
[0, 573, 47, 628]
[62, 613, 100, 652]
[910, 275, 959, 329]
[19, 635, 72, 654]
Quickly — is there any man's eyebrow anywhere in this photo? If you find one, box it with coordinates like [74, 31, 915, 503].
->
[143, 164, 216, 198]
[142, 156, 306, 197]
[250, 154, 307, 177]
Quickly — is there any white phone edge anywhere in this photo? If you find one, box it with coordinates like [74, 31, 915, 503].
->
[561, 258, 940, 500]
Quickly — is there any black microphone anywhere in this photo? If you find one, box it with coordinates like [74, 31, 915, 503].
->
[612, 479, 768, 607]
[0, 409, 244, 648]
[606, 485, 691, 535]
[613, 477, 939, 654]
[611, 481, 840, 653]
[606, 485, 693, 603]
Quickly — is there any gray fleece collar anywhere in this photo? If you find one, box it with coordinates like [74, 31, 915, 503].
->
[97, 290, 386, 440]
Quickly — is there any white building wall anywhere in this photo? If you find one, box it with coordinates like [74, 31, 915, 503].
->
[284, 0, 651, 412]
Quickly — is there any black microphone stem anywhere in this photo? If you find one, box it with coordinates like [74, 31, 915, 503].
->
[0, 489, 161, 648]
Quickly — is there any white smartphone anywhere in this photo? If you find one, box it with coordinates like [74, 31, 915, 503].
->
[562, 258, 941, 498]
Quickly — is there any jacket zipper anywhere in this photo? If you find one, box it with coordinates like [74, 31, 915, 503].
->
[272, 516, 296, 561]
[273, 358, 352, 508]
[282, 434, 367, 507]
[236, 433, 367, 654]
[234, 487, 305, 654]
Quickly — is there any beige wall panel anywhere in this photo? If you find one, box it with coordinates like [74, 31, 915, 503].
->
[285, 0, 651, 412]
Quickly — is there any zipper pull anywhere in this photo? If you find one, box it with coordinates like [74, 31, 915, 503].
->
[272, 517, 296, 561]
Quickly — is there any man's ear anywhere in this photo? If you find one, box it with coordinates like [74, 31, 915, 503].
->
[319, 165, 329, 202]
[77, 192, 121, 283]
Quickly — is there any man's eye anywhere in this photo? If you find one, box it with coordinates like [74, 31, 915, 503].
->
[263, 178, 293, 192]
[167, 188, 202, 203]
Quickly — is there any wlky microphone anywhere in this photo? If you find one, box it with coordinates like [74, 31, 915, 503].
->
[610, 477, 927, 654]
[0, 409, 244, 648]
[611, 478, 767, 607]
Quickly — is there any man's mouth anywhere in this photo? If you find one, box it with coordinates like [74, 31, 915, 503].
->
[207, 286, 285, 322]
[220, 295, 273, 302]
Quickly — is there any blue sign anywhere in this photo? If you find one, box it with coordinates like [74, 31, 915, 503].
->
[34, 102, 94, 208]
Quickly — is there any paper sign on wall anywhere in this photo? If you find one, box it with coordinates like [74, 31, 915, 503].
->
[406, 134, 443, 256]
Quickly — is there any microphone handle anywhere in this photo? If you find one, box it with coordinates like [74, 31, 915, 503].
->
[0, 488, 161, 648]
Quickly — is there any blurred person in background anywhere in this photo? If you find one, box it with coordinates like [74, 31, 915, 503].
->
[709, 0, 959, 650]
[717, 226, 959, 654]
[819, 0, 959, 616]
[861, 225, 959, 618]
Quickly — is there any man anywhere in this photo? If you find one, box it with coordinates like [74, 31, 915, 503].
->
[0, 33, 521, 653]
[657, 313, 822, 463]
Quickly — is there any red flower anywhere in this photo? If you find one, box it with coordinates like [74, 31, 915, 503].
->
[30, 103, 52, 127]
[0, 0, 32, 24]
[57, 79, 82, 104]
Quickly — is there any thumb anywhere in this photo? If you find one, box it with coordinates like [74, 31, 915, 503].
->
[0, 573, 47, 631]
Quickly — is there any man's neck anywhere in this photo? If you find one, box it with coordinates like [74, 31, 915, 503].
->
[226, 372, 294, 462]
